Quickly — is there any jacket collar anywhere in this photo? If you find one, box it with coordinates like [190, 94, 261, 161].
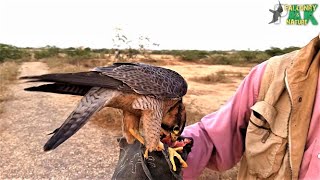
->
[287, 35, 320, 83]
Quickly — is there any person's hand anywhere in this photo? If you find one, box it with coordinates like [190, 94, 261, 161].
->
[112, 136, 193, 180]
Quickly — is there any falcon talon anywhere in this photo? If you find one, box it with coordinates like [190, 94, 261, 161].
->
[144, 149, 149, 159]
[168, 147, 188, 171]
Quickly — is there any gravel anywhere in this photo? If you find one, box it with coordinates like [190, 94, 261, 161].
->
[0, 62, 122, 179]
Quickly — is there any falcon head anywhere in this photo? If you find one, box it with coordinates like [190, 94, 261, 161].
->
[161, 99, 186, 143]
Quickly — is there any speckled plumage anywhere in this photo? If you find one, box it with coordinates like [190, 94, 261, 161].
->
[94, 63, 187, 99]
[22, 62, 188, 153]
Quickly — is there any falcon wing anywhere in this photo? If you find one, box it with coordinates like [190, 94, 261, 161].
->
[43, 87, 112, 151]
[93, 63, 188, 99]
[22, 63, 188, 99]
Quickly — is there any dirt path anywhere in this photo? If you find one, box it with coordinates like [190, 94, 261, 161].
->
[0, 62, 121, 179]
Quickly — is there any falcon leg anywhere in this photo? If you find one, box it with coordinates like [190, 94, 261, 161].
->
[128, 128, 165, 159]
[128, 128, 145, 145]
[128, 128, 150, 158]
[122, 111, 140, 144]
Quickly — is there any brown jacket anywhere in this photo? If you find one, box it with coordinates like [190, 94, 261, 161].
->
[238, 36, 320, 179]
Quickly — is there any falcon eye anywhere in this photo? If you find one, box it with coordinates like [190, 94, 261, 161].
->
[173, 125, 180, 135]
[173, 125, 179, 131]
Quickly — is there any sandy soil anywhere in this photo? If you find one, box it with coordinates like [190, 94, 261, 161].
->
[165, 64, 251, 115]
[0, 62, 120, 179]
[0, 61, 252, 179]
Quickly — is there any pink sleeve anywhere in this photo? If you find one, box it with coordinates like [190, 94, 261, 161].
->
[182, 62, 267, 179]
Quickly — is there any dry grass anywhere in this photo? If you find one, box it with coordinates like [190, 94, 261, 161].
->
[43, 57, 114, 73]
[91, 107, 123, 132]
[185, 100, 207, 126]
[189, 70, 244, 84]
[189, 71, 232, 84]
[0, 61, 20, 113]
[218, 70, 244, 78]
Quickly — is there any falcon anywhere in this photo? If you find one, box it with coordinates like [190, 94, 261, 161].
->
[22, 62, 188, 171]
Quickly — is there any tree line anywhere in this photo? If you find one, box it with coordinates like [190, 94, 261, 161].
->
[0, 43, 300, 65]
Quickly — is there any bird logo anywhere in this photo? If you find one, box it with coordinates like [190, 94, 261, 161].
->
[269, 1, 284, 24]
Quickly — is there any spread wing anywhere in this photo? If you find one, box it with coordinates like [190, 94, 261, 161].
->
[93, 63, 188, 99]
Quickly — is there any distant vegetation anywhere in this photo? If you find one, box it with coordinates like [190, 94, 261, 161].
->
[0, 61, 20, 113]
[0, 42, 300, 66]
[152, 47, 300, 65]
[0, 44, 30, 62]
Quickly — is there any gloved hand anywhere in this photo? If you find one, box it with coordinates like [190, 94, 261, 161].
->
[112, 136, 193, 180]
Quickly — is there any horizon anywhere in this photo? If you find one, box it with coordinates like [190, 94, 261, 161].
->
[0, 43, 301, 52]
[1, 0, 319, 51]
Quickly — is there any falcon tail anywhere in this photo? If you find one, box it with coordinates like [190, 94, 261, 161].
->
[25, 83, 92, 96]
[43, 87, 114, 151]
[21, 71, 132, 95]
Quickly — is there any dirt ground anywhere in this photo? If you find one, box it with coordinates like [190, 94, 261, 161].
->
[166, 64, 251, 116]
[0, 61, 252, 179]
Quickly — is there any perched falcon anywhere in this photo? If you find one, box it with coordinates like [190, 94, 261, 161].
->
[22, 62, 188, 171]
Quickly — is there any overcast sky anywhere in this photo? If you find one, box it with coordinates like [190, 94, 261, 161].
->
[0, 0, 319, 50]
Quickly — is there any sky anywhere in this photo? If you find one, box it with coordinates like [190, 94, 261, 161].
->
[0, 0, 319, 50]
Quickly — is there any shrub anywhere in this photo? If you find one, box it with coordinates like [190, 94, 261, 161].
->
[0, 61, 19, 108]
[65, 48, 94, 59]
[179, 50, 209, 61]
[282, 46, 300, 54]
[189, 71, 232, 83]
[264, 47, 284, 56]
[0, 44, 30, 62]
[204, 54, 236, 65]
[34, 46, 60, 59]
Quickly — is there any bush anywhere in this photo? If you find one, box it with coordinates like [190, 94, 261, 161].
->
[0, 61, 20, 107]
[189, 71, 232, 83]
[238, 51, 257, 61]
[0, 44, 30, 62]
[64, 48, 94, 59]
[179, 50, 209, 61]
[253, 52, 270, 63]
[92, 48, 111, 54]
[34, 46, 60, 59]
[282, 46, 300, 54]
[264, 46, 300, 57]
[151, 50, 209, 61]
[264, 47, 283, 56]
[204, 54, 237, 65]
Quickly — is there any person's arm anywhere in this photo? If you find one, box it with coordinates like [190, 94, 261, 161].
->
[182, 62, 267, 179]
